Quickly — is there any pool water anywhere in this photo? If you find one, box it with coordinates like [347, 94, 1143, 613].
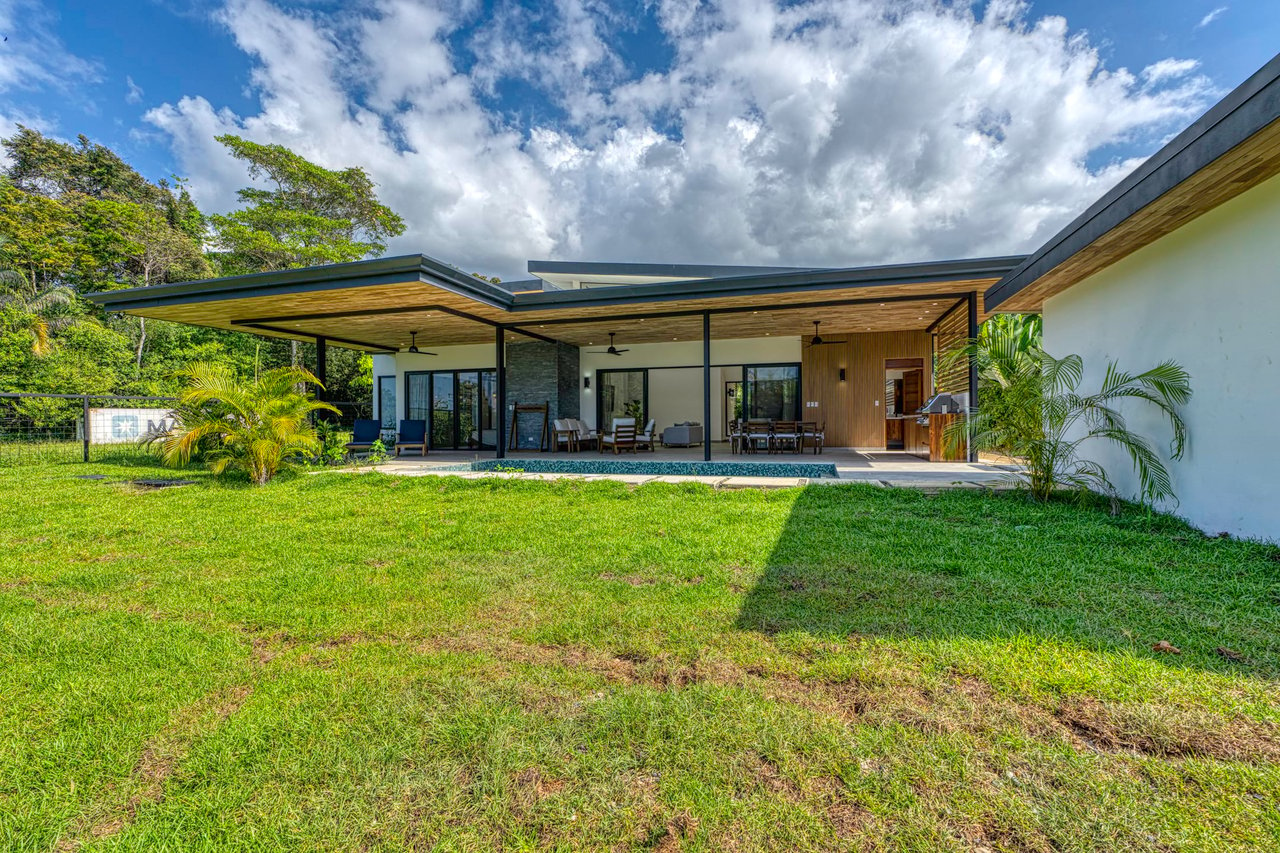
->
[450, 458, 840, 479]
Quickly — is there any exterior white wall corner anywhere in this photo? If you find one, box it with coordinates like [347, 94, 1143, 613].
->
[1042, 173, 1280, 543]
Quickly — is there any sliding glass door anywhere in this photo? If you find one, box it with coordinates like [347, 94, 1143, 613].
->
[405, 369, 497, 449]
[596, 369, 647, 431]
[742, 364, 801, 421]
[430, 374, 454, 448]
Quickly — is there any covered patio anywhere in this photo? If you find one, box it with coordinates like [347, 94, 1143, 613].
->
[88, 253, 1026, 467]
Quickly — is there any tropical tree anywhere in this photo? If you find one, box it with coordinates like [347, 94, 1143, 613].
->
[154, 363, 339, 485]
[0, 238, 76, 355]
[964, 352, 1192, 509]
[938, 313, 1044, 456]
[117, 206, 212, 374]
[209, 134, 404, 272]
[209, 135, 405, 371]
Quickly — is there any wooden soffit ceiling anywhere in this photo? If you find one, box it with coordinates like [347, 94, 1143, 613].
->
[991, 114, 1280, 313]
[125, 276, 1001, 352]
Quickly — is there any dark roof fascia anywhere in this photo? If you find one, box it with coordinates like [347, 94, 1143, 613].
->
[510, 255, 1027, 312]
[87, 253, 517, 313]
[500, 278, 545, 292]
[986, 52, 1280, 310]
[527, 259, 826, 280]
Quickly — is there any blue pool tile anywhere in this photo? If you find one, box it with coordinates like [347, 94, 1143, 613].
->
[444, 458, 840, 479]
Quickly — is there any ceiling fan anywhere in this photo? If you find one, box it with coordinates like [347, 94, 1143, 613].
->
[405, 331, 436, 356]
[587, 332, 630, 356]
[804, 320, 841, 347]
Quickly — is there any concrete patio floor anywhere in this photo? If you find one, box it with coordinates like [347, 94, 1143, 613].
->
[327, 444, 1021, 490]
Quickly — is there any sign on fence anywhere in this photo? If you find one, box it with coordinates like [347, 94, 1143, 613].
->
[88, 408, 177, 444]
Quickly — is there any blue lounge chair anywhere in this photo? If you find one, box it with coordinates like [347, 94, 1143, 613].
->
[396, 419, 428, 456]
[344, 419, 381, 455]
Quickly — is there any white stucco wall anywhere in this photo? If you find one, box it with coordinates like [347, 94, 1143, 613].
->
[1042, 172, 1280, 542]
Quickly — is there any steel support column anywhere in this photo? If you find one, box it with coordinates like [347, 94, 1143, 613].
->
[703, 312, 712, 462]
[967, 292, 979, 463]
[495, 326, 506, 459]
[314, 336, 327, 400]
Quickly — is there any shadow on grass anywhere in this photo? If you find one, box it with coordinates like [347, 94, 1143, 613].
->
[735, 485, 1280, 674]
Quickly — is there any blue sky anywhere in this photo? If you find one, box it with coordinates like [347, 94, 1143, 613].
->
[3, 0, 1278, 277]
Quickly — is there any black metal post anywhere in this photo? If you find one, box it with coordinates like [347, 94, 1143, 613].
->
[82, 394, 89, 462]
[495, 326, 506, 459]
[314, 336, 327, 399]
[703, 312, 712, 462]
[967, 292, 979, 463]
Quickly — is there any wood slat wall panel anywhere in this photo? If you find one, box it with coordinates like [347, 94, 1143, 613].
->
[802, 331, 932, 448]
[933, 302, 969, 394]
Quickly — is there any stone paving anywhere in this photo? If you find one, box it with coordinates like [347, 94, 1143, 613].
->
[321, 445, 1021, 491]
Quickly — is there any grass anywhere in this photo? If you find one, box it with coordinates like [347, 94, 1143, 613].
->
[1, 461, 1279, 851]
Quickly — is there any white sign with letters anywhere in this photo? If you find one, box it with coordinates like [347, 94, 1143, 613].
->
[88, 408, 177, 444]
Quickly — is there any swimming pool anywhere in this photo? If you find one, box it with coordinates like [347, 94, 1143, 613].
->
[448, 458, 841, 479]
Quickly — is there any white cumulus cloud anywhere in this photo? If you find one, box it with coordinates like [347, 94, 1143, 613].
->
[145, 0, 1217, 279]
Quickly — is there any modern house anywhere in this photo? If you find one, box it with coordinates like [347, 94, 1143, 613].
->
[983, 53, 1280, 541]
[89, 52, 1280, 539]
[88, 253, 1025, 460]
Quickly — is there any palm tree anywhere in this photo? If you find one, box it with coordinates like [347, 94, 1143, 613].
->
[967, 313, 1043, 389]
[154, 362, 339, 485]
[0, 246, 74, 356]
[938, 313, 1044, 456]
[966, 352, 1192, 509]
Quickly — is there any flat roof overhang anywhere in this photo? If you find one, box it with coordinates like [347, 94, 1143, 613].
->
[88, 254, 1026, 352]
[986, 52, 1280, 313]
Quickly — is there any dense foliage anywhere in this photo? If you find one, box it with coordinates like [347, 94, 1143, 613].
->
[0, 127, 393, 402]
[154, 362, 338, 484]
[943, 315, 1193, 508]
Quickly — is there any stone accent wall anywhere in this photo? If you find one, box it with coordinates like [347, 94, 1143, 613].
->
[504, 341, 580, 449]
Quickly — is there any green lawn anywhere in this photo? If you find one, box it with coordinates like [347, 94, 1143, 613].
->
[2, 461, 1279, 852]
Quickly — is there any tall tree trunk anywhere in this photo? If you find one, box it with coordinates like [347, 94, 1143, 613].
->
[134, 316, 147, 377]
[291, 339, 303, 393]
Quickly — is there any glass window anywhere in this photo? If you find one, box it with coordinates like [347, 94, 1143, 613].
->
[406, 372, 430, 422]
[377, 375, 396, 431]
[744, 365, 800, 421]
[430, 373, 455, 449]
[597, 369, 647, 431]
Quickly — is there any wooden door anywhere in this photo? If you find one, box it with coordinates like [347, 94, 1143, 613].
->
[902, 369, 923, 414]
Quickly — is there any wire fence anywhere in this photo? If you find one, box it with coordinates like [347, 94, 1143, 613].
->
[325, 400, 373, 429]
[0, 392, 371, 467]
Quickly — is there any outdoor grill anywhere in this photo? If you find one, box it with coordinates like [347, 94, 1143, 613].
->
[916, 393, 962, 415]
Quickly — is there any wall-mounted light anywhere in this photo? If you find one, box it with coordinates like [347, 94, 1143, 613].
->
[583, 376, 591, 390]
[839, 368, 846, 382]
[726, 386, 736, 398]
